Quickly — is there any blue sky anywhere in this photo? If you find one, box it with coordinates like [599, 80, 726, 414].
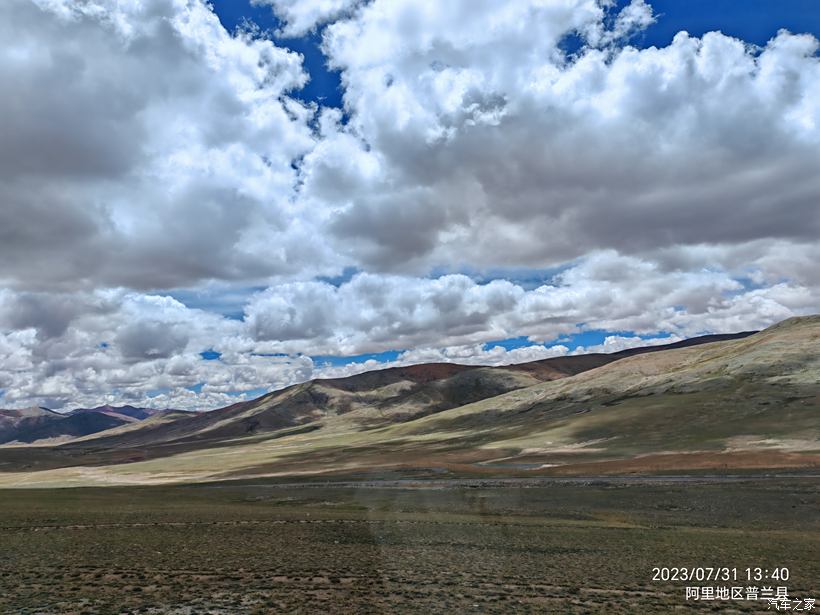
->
[210, 0, 345, 107]
[2, 0, 819, 410]
[208, 0, 820, 109]
[314, 328, 678, 368]
[635, 0, 820, 46]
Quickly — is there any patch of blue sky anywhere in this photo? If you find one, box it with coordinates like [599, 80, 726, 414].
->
[313, 330, 683, 369]
[200, 349, 222, 361]
[636, 0, 820, 48]
[146, 387, 172, 398]
[311, 349, 402, 367]
[227, 387, 270, 398]
[638, 331, 674, 340]
[483, 336, 532, 352]
[209, 0, 820, 113]
[209, 0, 344, 109]
[428, 264, 573, 290]
[560, 1, 820, 58]
[187, 383, 204, 393]
[552, 329, 674, 350]
[167, 285, 267, 320]
[722, 276, 769, 300]
[316, 266, 361, 287]
[558, 30, 586, 57]
[481, 329, 676, 355]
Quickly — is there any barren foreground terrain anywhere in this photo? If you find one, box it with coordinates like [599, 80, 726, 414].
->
[1, 476, 818, 614]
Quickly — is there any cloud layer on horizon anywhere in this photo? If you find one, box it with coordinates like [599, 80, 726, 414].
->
[0, 0, 818, 409]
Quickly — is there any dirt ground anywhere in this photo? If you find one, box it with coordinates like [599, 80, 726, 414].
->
[1, 476, 817, 614]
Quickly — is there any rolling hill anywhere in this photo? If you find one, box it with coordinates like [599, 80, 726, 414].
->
[0, 319, 817, 486]
[38, 331, 757, 453]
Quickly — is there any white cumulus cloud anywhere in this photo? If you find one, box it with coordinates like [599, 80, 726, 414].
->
[0, 0, 819, 410]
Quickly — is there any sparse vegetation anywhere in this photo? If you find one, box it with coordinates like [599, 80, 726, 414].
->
[0, 478, 817, 613]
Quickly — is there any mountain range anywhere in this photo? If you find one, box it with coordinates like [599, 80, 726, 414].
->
[0, 406, 179, 445]
[0, 317, 817, 486]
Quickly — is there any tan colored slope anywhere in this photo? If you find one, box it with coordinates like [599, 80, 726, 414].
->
[51, 364, 551, 451]
[381, 315, 820, 459]
[38, 332, 754, 452]
[0, 318, 815, 487]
